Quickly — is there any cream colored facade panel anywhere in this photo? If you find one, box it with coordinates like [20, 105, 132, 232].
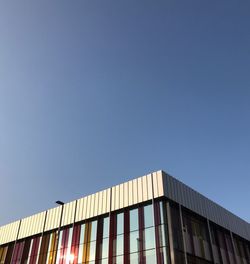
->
[111, 187, 115, 211]
[95, 192, 100, 216]
[97, 191, 103, 216]
[103, 190, 107, 213]
[85, 195, 90, 219]
[75, 196, 88, 222]
[152, 171, 159, 198]
[44, 206, 62, 232]
[90, 194, 94, 218]
[123, 182, 129, 208]
[137, 177, 143, 203]
[88, 195, 92, 218]
[89, 194, 94, 218]
[89, 195, 92, 219]
[120, 184, 124, 209]
[103, 190, 107, 214]
[112, 187, 116, 211]
[132, 179, 138, 205]
[0, 221, 20, 245]
[157, 170, 164, 197]
[93, 193, 98, 217]
[92, 194, 97, 217]
[128, 181, 133, 206]
[115, 185, 119, 210]
[75, 198, 83, 223]
[18, 212, 46, 239]
[147, 174, 153, 199]
[102, 190, 107, 214]
[86, 196, 90, 219]
[142, 175, 148, 202]
[107, 188, 111, 213]
[115, 185, 120, 210]
[82, 196, 87, 220]
[2, 170, 250, 244]
[61, 201, 76, 226]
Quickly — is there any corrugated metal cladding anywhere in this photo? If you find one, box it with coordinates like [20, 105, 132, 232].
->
[0, 171, 164, 245]
[18, 212, 46, 240]
[44, 206, 62, 232]
[162, 172, 250, 241]
[0, 221, 20, 245]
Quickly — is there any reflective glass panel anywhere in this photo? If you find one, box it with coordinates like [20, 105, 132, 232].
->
[89, 241, 97, 261]
[79, 224, 86, 245]
[160, 201, 166, 224]
[67, 227, 73, 248]
[160, 247, 169, 264]
[103, 217, 109, 238]
[144, 204, 154, 228]
[58, 231, 63, 250]
[130, 252, 139, 264]
[116, 234, 124, 256]
[130, 209, 139, 231]
[130, 231, 139, 253]
[145, 249, 157, 263]
[117, 213, 124, 235]
[101, 238, 109, 259]
[116, 255, 123, 264]
[144, 227, 155, 250]
[78, 244, 83, 263]
[90, 221, 97, 241]
[158, 224, 167, 247]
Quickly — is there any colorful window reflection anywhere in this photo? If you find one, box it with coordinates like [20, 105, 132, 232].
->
[4, 202, 246, 264]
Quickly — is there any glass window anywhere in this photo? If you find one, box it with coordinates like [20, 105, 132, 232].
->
[100, 258, 108, 264]
[145, 249, 157, 263]
[130, 209, 139, 232]
[90, 221, 98, 241]
[144, 204, 154, 228]
[67, 227, 73, 248]
[101, 238, 109, 259]
[157, 224, 167, 247]
[159, 247, 169, 264]
[130, 252, 139, 264]
[78, 244, 83, 263]
[117, 213, 124, 235]
[103, 217, 109, 238]
[116, 255, 123, 264]
[159, 201, 167, 224]
[79, 224, 86, 245]
[144, 227, 155, 250]
[58, 231, 63, 249]
[130, 231, 139, 253]
[89, 241, 97, 261]
[116, 234, 124, 256]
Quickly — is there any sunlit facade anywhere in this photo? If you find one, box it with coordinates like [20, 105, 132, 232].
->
[0, 170, 249, 264]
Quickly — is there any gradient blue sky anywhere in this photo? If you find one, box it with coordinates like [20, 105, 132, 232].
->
[0, 0, 249, 226]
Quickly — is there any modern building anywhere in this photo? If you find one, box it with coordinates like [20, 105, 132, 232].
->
[0, 170, 249, 264]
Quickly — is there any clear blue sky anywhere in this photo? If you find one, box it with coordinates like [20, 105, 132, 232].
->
[0, 0, 249, 226]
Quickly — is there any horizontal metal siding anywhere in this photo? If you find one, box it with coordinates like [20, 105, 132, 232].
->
[163, 172, 250, 241]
